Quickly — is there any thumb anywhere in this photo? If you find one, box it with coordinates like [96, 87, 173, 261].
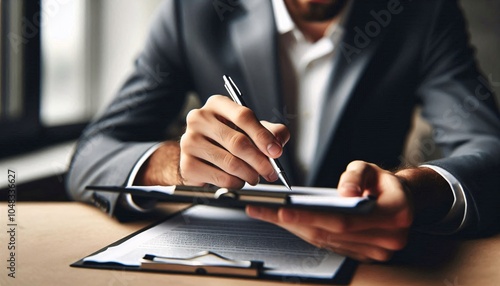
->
[337, 160, 380, 197]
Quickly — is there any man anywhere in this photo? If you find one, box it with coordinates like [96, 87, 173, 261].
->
[67, 0, 500, 262]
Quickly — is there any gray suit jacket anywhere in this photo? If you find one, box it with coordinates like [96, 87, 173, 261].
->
[67, 0, 500, 234]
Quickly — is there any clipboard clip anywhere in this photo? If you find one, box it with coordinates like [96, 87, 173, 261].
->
[213, 188, 238, 200]
[141, 251, 264, 277]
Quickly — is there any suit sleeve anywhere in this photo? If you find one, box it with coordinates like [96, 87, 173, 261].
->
[66, 0, 191, 217]
[416, 0, 500, 235]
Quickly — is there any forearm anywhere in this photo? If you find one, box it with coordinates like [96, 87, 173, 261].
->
[134, 141, 182, 186]
[395, 167, 454, 226]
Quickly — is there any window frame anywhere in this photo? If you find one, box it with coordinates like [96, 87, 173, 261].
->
[0, 0, 86, 158]
[0, 0, 40, 141]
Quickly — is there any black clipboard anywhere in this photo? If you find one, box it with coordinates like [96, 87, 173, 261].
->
[85, 184, 376, 214]
[71, 205, 358, 284]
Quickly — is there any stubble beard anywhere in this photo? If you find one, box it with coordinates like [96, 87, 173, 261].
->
[297, 0, 349, 22]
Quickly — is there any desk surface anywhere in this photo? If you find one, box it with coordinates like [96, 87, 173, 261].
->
[1, 202, 499, 286]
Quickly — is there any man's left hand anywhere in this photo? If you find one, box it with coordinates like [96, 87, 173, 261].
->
[246, 160, 414, 262]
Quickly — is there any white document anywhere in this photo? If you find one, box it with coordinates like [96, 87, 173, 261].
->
[84, 205, 347, 279]
[242, 183, 339, 194]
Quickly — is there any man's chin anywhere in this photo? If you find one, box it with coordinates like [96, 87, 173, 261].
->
[299, 0, 348, 22]
[302, 14, 336, 22]
[308, 0, 333, 4]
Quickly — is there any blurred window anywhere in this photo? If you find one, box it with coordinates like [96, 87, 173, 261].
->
[41, 0, 91, 126]
[0, 0, 86, 157]
[0, 0, 162, 156]
[0, 0, 25, 122]
[0, 0, 40, 153]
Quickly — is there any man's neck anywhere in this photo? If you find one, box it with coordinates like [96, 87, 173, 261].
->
[283, 0, 349, 43]
[293, 19, 337, 42]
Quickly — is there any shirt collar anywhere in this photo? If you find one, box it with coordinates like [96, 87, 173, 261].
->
[272, 0, 295, 35]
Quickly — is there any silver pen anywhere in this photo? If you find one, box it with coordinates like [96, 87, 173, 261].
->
[223, 75, 292, 190]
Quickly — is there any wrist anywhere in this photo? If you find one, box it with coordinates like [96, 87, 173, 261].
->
[135, 141, 182, 186]
[395, 167, 454, 226]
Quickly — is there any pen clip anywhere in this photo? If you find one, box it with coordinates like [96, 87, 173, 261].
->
[223, 75, 246, 106]
[222, 75, 292, 191]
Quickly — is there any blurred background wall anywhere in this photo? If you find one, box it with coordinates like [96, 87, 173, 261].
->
[460, 0, 500, 99]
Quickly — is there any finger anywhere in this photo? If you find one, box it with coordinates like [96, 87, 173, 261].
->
[276, 222, 394, 261]
[180, 131, 260, 185]
[337, 160, 381, 197]
[260, 121, 290, 146]
[338, 162, 413, 226]
[247, 206, 395, 262]
[204, 96, 283, 158]
[179, 154, 245, 188]
[246, 206, 351, 231]
[278, 207, 408, 232]
[246, 205, 280, 224]
[278, 219, 408, 252]
[247, 205, 380, 232]
[325, 247, 373, 263]
[185, 106, 278, 182]
[324, 228, 409, 251]
[212, 127, 277, 182]
[324, 240, 394, 262]
[281, 207, 369, 231]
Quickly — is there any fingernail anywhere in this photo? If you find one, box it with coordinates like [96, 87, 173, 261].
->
[267, 142, 281, 157]
[268, 170, 278, 182]
[340, 183, 362, 195]
[281, 209, 296, 223]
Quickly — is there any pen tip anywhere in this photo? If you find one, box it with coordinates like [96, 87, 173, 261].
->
[278, 173, 292, 191]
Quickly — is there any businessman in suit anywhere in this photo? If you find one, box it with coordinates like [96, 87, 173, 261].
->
[67, 0, 500, 262]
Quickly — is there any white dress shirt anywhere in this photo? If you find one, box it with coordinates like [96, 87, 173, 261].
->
[272, 0, 347, 177]
[271, 0, 468, 233]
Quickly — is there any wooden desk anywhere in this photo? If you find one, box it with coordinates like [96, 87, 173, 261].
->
[1, 202, 499, 285]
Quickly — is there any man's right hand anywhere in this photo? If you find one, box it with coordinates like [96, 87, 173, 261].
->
[136, 95, 290, 188]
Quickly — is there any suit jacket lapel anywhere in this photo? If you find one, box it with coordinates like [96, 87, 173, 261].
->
[228, 0, 296, 184]
[306, 0, 388, 185]
[229, 0, 280, 121]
